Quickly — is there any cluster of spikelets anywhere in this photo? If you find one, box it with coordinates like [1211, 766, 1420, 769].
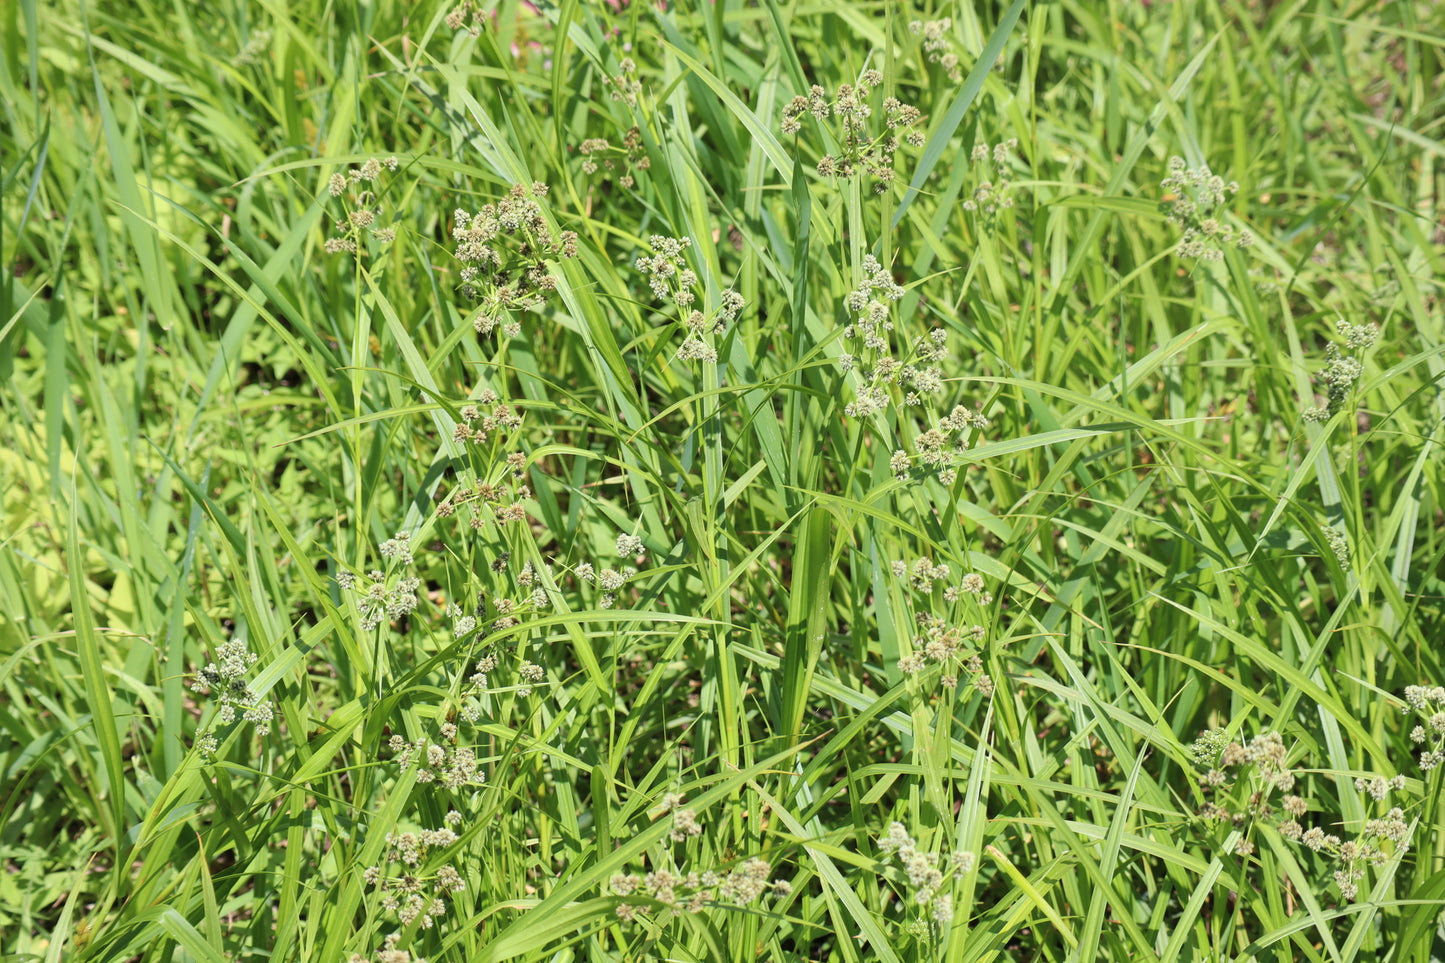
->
[876, 822, 976, 930]
[891, 561, 995, 694]
[909, 19, 962, 82]
[338, 558, 421, 633]
[1323, 524, 1351, 567]
[336, 553, 423, 634]
[362, 823, 468, 929]
[962, 139, 1020, 217]
[191, 638, 275, 755]
[1404, 685, 1445, 770]
[608, 860, 787, 920]
[329, 531, 557, 702]
[1303, 320, 1379, 422]
[780, 71, 926, 192]
[323, 156, 401, 253]
[890, 403, 992, 485]
[634, 235, 747, 364]
[603, 793, 789, 919]
[1159, 155, 1254, 260]
[1191, 729, 1414, 901]
[653, 792, 704, 843]
[444, 0, 485, 35]
[389, 725, 487, 790]
[232, 29, 271, 67]
[348, 934, 425, 963]
[837, 253, 906, 396]
[450, 532, 648, 710]
[1194, 729, 1300, 834]
[838, 255, 940, 416]
[451, 183, 579, 337]
[450, 392, 523, 447]
[435, 431, 532, 528]
[464, 635, 547, 699]
[1311, 779, 1410, 900]
[835, 253, 993, 459]
[608, 57, 643, 106]
[573, 531, 648, 609]
[578, 126, 649, 187]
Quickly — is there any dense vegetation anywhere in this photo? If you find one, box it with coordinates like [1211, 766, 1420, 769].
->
[3, 0, 1444, 960]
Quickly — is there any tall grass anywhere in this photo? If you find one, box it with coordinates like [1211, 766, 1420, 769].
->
[2, 0, 1443, 960]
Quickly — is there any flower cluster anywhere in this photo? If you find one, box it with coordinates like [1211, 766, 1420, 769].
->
[347, 933, 424, 963]
[962, 140, 1020, 219]
[608, 57, 642, 106]
[446, 558, 582, 713]
[458, 649, 546, 709]
[634, 235, 746, 364]
[617, 532, 645, 558]
[443, 531, 652, 723]
[435, 447, 532, 528]
[323, 156, 401, 254]
[609, 857, 787, 919]
[876, 822, 976, 927]
[363, 825, 467, 929]
[451, 392, 523, 447]
[479, 650, 546, 697]
[1159, 156, 1253, 260]
[379, 531, 414, 564]
[460, 655, 497, 717]
[838, 255, 904, 416]
[1302, 320, 1378, 422]
[1191, 728, 1413, 900]
[445, 0, 485, 35]
[837, 256, 957, 420]
[891, 404, 991, 485]
[1195, 730, 1295, 825]
[466, 530, 645, 627]
[192, 638, 275, 755]
[578, 127, 649, 188]
[337, 567, 422, 633]
[447, 601, 478, 640]
[1324, 525, 1350, 567]
[389, 728, 487, 789]
[1194, 729, 1298, 856]
[654, 792, 703, 842]
[1404, 684, 1445, 770]
[780, 73, 926, 193]
[573, 556, 639, 610]
[909, 19, 962, 82]
[892, 562, 993, 694]
[233, 29, 271, 67]
[1291, 778, 1411, 901]
[1187, 726, 1231, 767]
[496, 557, 556, 622]
[451, 182, 579, 338]
[635, 235, 696, 303]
